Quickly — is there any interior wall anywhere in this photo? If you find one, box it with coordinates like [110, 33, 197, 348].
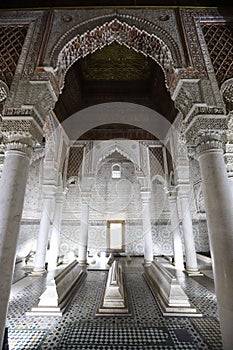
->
[17, 144, 209, 260]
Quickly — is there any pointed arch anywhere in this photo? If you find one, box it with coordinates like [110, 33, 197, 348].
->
[52, 17, 180, 90]
[94, 143, 139, 172]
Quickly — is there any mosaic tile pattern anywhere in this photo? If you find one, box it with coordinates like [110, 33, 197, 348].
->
[6, 258, 223, 349]
[18, 219, 210, 262]
[58, 323, 174, 349]
[8, 328, 48, 350]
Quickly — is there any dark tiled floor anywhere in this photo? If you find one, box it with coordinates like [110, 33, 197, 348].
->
[6, 257, 222, 349]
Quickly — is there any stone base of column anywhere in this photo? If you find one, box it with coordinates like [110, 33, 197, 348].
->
[143, 259, 152, 267]
[184, 268, 203, 277]
[78, 260, 89, 267]
[30, 268, 47, 277]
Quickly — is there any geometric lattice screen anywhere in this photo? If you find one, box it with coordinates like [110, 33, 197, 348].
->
[201, 23, 233, 87]
[67, 146, 84, 179]
[149, 147, 164, 177]
[0, 25, 28, 87]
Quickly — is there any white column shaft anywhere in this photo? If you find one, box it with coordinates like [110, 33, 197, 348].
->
[78, 202, 89, 265]
[0, 150, 30, 349]
[169, 196, 184, 269]
[179, 195, 198, 272]
[33, 196, 54, 273]
[198, 148, 233, 349]
[142, 200, 153, 264]
[49, 199, 63, 269]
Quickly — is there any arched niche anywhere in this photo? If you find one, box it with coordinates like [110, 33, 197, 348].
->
[51, 16, 182, 89]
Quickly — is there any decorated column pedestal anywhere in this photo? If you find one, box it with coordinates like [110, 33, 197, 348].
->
[0, 133, 32, 350]
[141, 189, 153, 266]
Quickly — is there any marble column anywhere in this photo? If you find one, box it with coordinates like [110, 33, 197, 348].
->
[78, 202, 89, 266]
[196, 131, 233, 350]
[32, 187, 56, 275]
[48, 188, 64, 270]
[141, 190, 153, 266]
[178, 186, 201, 275]
[0, 135, 32, 350]
[0, 143, 5, 181]
[168, 188, 184, 270]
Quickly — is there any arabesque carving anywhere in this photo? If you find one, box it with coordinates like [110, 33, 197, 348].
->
[55, 18, 175, 89]
[1, 108, 44, 144]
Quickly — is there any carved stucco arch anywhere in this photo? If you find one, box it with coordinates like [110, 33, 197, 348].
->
[151, 173, 165, 184]
[52, 16, 181, 90]
[92, 141, 150, 189]
[220, 78, 233, 112]
[94, 143, 139, 172]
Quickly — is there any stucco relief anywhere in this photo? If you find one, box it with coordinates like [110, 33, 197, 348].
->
[53, 18, 178, 90]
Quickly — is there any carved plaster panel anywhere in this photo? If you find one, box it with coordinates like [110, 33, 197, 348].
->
[221, 79, 233, 113]
[0, 11, 48, 107]
[179, 8, 221, 77]
[0, 80, 9, 103]
[171, 8, 227, 106]
[49, 10, 182, 67]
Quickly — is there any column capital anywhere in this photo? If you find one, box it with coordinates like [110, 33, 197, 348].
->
[140, 188, 151, 202]
[167, 186, 177, 202]
[196, 130, 224, 156]
[1, 107, 44, 144]
[1, 131, 33, 157]
[181, 105, 227, 146]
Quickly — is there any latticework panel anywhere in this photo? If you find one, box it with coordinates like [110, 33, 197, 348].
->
[0, 25, 28, 87]
[149, 147, 164, 177]
[67, 146, 84, 179]
[201, 23, 233, 86]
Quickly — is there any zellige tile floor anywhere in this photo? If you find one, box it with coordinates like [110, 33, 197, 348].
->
[5, 257, 223, 349]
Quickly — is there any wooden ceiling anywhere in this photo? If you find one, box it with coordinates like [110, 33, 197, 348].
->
[0, 0, 230, 9]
